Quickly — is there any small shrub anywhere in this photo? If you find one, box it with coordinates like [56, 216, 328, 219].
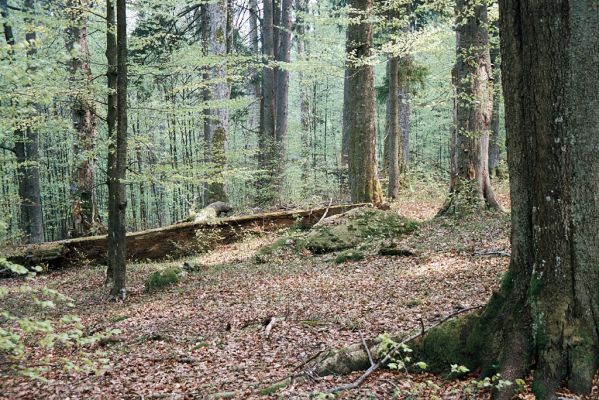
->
[334, 250, 365, 264]
[144, 267, 181, 292]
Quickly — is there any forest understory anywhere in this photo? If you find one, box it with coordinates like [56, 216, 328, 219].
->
[1, 181, 598, 400]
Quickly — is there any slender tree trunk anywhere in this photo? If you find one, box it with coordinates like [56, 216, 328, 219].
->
[107, 0, 128, 299]
[257, 0, 277, 205]
[105, 0, 117, 281]
[387, 57, 401, 199]
[398, 56, 411, 170]
[65, 0, 99, 237]
[274, 0, 292, 152]
[341, 68, 350, 168]
[16, 0, 44, 244]
[202, 0, 229, 205]
[248, 0, 260, 132]
[296, 0, 311, 185]
[488, 29, 501, 178]
[443, 0, 500, 214]
[345, 0, 382, 204]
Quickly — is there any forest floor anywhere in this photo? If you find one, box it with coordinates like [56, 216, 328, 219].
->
[2, 179, 598, 399]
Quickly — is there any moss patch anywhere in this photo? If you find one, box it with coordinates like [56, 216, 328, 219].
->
[334, 250, 365, 264]
[416, 312, 480, 374]
[144, 267, 181, 292]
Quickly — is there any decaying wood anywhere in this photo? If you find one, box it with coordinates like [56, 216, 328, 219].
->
[6, 204, 366, 271]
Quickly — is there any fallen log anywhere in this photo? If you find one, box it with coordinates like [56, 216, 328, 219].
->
[6, 203, 367, 271]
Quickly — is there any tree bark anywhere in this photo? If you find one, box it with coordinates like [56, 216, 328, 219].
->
[257, 0, 277, 205]
[202, 0, 229, 205]
[345, 0, 383, 204]
[398, 57, 411, 170]
[274, 0, 292, 151]
[488, 25, 501, 178]
[387, 57, 401, 199]
[65, 0, 99, 237]
[15, 0, 44, 244]
[443, 0, 500, 214]
[107, 0, 128, 299]
[423, 2, 599, 399]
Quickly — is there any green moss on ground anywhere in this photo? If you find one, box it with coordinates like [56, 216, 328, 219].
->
[254, 207, 418, 262]
[144, 267, 181, 292]
[334, 250, 365, 264]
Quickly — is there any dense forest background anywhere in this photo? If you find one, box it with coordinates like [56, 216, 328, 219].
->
[0, 0, 504, 244]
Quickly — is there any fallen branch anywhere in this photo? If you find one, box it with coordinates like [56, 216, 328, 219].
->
[313, 198, 333, 228]
[323, 305, 484, 394]
[264, 317, 277, 338]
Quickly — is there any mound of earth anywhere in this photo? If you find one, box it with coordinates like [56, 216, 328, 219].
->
[256, 207, 418, 261]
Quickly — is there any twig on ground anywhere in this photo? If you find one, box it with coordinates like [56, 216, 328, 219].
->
[323, 305, 485, 394]
[359, 330, 374, 366]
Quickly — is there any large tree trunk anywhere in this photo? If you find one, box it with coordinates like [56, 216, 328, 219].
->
[422, 2, 599, 399]
[15, 0, 44, 244]
[296, 0, 311, 185]
[443, 0, 500, 214]
[65, 0, 99, 237]
[107, 0, 128, 299]
[387, 57, 401, 199]
[345, 0, 383, 204]
[202, 0, 229, 205]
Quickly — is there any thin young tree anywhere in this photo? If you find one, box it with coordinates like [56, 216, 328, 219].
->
[107, 0, 128, 299]
[442, 0, 500, 214]
[345, 0, 383, 204]
[387, 56, 401, 199]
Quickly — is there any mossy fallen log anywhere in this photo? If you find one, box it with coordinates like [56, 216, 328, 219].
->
[6, 204, 367, 271]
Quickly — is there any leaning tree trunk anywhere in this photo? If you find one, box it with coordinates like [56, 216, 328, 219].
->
[443, 0, 500, 214]
[345, 0, 383, 204]
[202, 0, 229, 205]
[65, 0, 99, 237]
[107, 0, 128, 299]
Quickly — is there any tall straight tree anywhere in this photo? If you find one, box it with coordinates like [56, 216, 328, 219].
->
[344, 0, 382, 204]
[418, 1, 599, 399]
[443, 0, 500, 214]
[107, 0, 128, 299]
[386, 56, 401, 199]
[488, 19, 501, 178]
[202, 0, 229, 205]
[16, 0, 44, 244]
[257, 0, 293, 205]
[65, 0, 99, 237]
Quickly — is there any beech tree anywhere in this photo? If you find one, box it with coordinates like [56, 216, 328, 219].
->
[65, 0, 99, 237]
[202, 0, 230, 205]
[106, 0, 128, 299]
[443, 0, 500, 214]
[417, 1, 599, 398]
[344, 0, 382, 204]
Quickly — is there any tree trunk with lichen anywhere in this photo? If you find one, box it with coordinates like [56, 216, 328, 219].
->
[305, 3, 599, 399]
[202, 0, 229, 205]
[66, 0, 100, 237]
[345, 0, 382, 204]
[443, 0, 500, 214]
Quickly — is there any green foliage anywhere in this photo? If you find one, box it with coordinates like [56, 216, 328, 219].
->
[144, 267, 181, 292]
[0, 258, 116, 380]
